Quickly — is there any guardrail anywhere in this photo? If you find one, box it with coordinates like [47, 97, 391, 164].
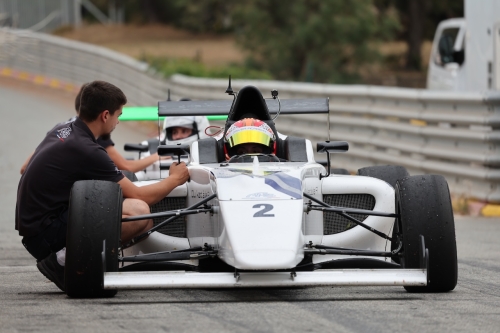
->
[1, 28, 499, 202]
[0, 28, 173, 105]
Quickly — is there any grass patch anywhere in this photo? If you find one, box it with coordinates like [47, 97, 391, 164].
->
[144, 56, 273, 80]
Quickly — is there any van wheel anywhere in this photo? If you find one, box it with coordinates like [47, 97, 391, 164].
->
[65, 180, 122, 298]
[396, 175, 458, 292]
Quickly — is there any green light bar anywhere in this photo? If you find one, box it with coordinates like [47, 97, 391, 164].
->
[121, 106, 228, 121]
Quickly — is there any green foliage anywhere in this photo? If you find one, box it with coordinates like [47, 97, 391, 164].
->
[169, 0, 235, 33]
[232, 0, 400, 83]
[121, 0, 183, 24]
[118, 0, 235, 33]
[145, 56, 273, 80]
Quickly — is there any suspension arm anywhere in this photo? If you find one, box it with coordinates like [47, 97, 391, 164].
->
[303, 193, 396, 242]
[120, 250, 218, 263]
[122, 193, 217, 249]
[122, 208, 212, 222]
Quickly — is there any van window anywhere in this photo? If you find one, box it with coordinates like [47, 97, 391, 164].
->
[434, 28, 465, 66]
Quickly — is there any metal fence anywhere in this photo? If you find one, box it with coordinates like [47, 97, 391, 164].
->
[1, 28, 499, 202]
[170, 75, 500, 202]
[0, 0, 79, 32]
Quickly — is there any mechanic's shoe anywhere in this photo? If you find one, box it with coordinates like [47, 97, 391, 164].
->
[37, 253, 65, 292]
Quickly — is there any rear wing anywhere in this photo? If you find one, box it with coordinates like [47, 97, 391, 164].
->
[158, 98, 329, 117]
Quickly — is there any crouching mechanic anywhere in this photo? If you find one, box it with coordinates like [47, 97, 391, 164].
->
[15, 80, 189, 292]
[19, 83, 163, 175]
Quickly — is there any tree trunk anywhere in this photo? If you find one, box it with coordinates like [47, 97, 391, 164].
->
[143, 0, 161, 23]
[406, 0, 426, 70]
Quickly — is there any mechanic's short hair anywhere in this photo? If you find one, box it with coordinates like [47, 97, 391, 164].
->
[74, 82, 90, 113]
[78, 81, 127, 122]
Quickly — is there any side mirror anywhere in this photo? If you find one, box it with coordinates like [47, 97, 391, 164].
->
[124, 143, 149, 153]
[316, 141, 349, 179]
[158, 144, 190, 163]
[317, 141, 349, 153]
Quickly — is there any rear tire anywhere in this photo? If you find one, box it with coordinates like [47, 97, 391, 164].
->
[331, 168, 349, 175]
[65, 180, 122, 298]
[396, 175, 458, 292]
[357, 165, 409, 188]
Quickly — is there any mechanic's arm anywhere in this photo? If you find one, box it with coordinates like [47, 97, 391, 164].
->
[106, 145, 161, 173]
[118, 162, 189, 205]
[20, 151, 34, 174]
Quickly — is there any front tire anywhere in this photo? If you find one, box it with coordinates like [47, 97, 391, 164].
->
[65, 180, 122, 298]
[357, 165, 411, 258]
[396, 175, 458, 292]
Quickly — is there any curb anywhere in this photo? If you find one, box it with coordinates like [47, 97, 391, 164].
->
[458, 198, 500, 217]
[0, 67, 79, 93]
[479, 203, 500, 217]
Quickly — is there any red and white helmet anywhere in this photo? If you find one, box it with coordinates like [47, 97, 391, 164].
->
[224, 118, 276, 156]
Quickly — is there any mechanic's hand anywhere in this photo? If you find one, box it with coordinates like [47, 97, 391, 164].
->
[168, 162, 189, 185]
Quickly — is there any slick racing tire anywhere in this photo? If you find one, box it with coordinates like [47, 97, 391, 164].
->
[358, 165, 410, 260]
[65, 180, 122, 298]
[357, 165, 409, 188]
[395, 175, 458, 293]
[331, 168, 350, 175]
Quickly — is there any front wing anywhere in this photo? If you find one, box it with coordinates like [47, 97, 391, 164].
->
[103, 269, 427, 289]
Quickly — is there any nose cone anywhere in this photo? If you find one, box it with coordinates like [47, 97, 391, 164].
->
[233, 249, 302, 270]
[218, 200, 305, 270]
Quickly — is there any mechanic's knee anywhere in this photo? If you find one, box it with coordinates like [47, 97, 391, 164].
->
[123, 198, 150, 216]
[145, 218, 153, 229]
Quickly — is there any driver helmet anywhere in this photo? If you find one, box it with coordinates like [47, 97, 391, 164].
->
[224, 118, 276, 157]
[163, 116, 210, 145]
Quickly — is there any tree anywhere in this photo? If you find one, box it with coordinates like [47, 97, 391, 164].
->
[172, 0, 234, 33]
[232, 0, 399, 83]
[386, 0, 463, 71]
[406, 0, 426, 70]
[121, 0, 182, 25]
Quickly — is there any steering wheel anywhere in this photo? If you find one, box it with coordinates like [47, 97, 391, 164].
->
[227, 154, 281, 163]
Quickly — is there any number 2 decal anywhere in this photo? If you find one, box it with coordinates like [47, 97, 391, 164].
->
[253, 204, 275, 217]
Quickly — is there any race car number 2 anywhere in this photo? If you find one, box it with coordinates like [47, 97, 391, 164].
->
[252, 204, 275, 217]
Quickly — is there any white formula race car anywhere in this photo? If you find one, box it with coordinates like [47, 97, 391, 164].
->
[64, 84, 457, 298]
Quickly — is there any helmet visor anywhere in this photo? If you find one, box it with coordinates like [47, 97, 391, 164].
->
[227, 128, 272, 148]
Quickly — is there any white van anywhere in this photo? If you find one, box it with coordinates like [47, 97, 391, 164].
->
[427, 0, 500, 91]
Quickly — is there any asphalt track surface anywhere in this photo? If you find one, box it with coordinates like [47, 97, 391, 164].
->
[1, 80, 500, 333]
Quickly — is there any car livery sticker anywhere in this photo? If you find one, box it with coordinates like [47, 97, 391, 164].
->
[213, 167, 303, 200]
[245, 192, 280, 199]
[264, 172, 302, 199]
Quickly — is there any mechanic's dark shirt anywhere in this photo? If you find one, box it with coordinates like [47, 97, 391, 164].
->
[16, 117, 124, 237]
[50, 116, 115, 149]
[97, 133, 114, 149]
